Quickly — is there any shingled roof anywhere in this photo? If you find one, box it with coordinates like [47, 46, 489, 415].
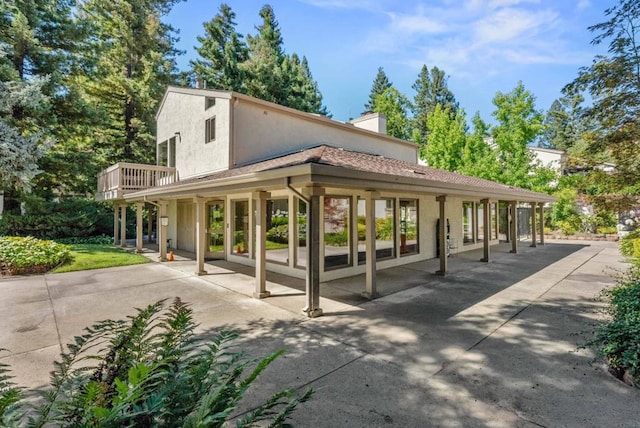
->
[128, 145, 554, 202]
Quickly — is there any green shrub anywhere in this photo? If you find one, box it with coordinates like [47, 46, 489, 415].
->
[620, 229, 640, 258]
[55, 234, 114, 245]
[588, 267, 640, 387]
[597, 226, 618, 235]
[0, 236, 71, 275]
[324, 232, 348, 246]
[0, 197, 113, 240]
[550, 188, 580, 230]
[375, 217, 394, 240]
[556, 220, 577, 235]
[266, 225, 288, 244]
[0, 299, 312, 426]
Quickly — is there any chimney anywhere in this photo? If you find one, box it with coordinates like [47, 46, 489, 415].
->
[349, 112, 387, 135]
[195, 78, 206, 89]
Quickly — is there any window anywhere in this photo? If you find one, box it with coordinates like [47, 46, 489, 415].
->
[157, 141, 167, 166]
[266, 199, 289, 265]
[232, 200, 249, 256]
[400, 199, 418, 255]
[158, 137, 176, 167]
[491, 203, 498, 240]
[463, 202, 474, 244]
[476, 203, 484, 242]
[324, 197, 351, 270]
[375, 199, 395, 260]
[205, 116, 216, 143]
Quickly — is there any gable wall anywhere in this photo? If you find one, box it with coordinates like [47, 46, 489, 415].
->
[156, 92, 231, 179]
[232, 100, 418, 167]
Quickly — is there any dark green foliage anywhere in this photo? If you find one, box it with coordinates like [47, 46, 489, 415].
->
[0, 349, 22, 424]
[191, 3, 247, 91]
[411, 65, 459, 142]
[564, 0, 640, 211]
[589, 266, 640, 387]
[0, 299, 312, 426]
[54, 235, 114, 245]
[364, 67, 392, 113]
[0, 198, 113, 239]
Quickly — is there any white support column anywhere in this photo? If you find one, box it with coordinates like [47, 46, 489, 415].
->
[364, 191, 379, 299]
[254, 191, 271, 299]
[436, 195, 447, 276]
[113, 204, 119, 246]
[539, 203, 545, 245]
[135, 202, 144, 253]
[481, 198, 491, 262]
[510, 201, 518, 254]
[195, 198, 208, 275]
[288, 193, 296, 268]
[302, 186, 324, 317]
[395, 197, 401, 258]
[120, 204, 127, 247]
[530, 202, 537, 248]
[158, 200, 169, 261]
[248, 197, 255, 259]
[350, 195, 359, 267]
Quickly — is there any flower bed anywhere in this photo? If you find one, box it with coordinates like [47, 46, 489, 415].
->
[0, 236, 71, 275]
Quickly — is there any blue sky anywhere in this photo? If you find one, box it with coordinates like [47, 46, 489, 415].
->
[167, 0, 611, 123]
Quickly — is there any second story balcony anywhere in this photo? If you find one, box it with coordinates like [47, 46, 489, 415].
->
[96, 163, 177, 201]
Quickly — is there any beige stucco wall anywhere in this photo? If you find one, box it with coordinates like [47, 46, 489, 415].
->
[232, 101, 418, 167]
[156, 92, 231, 179]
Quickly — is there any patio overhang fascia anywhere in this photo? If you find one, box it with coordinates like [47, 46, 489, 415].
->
[305, 164, 557, 203]
[122, 162, 556, 204]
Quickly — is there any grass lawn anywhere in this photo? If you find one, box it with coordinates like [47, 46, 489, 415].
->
[53, 244, 150, 273]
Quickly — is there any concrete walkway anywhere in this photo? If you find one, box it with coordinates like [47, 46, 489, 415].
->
[1, 240, 638, 426]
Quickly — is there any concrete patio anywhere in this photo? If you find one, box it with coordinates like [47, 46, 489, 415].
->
[1, 240, 638, 426]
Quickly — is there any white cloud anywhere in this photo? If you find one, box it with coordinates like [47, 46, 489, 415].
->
[576, 0, 590, 11]
[387, 13, 449, 35]
[473, 8, 559, 44]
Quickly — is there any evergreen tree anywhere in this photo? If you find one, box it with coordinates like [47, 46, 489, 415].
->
[283, 54, 329, 115]
[541, 94, 586, 151]
[0, 70, 52, 208]
[191, 3, 247, 91]
[411, 65, 458, 142]
[419, 104, 466, 171]
[242, 4, 287, 104]
[77, 0, 183, 166]
[364, 67, 391, 113]
[373, 87, 411, 139]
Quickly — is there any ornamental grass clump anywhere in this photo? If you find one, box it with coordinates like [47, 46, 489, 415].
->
[0, 236, 71, 275]
[0, 298, 312, 427]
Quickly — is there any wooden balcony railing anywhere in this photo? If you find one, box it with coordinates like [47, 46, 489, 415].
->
[96, 163, 177, 201]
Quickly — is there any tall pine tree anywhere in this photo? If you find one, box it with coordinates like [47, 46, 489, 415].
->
[191, 3, 247, 91]
[77, 0, 183, 166]
[411, 65, 458, 143]
[364, 67, 391, 113]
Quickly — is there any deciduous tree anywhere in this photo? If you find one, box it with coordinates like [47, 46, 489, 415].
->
[564, 0, 640, 210]
[373, 87, 411, 140]
[420, 104, 466, 171]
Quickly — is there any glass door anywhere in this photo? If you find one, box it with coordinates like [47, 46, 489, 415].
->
[206, 202, 225, 259]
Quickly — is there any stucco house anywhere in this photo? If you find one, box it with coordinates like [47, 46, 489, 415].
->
[96, 86, 555, 317]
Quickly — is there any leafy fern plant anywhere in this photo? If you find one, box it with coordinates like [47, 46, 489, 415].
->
[1, 299, 312, 427]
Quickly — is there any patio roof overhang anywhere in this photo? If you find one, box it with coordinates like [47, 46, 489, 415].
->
[125, 162, 556, 202]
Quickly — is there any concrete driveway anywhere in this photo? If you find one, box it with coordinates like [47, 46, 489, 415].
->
[1, 240, 638, 427]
